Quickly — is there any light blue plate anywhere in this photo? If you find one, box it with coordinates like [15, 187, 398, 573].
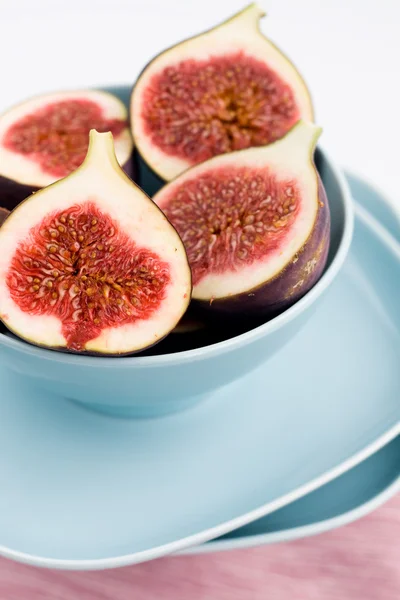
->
[0, 172, 398, 570]
[344, 170, 400, 242]
[185, 170, 400, 555]
[186, 434, 400, 554]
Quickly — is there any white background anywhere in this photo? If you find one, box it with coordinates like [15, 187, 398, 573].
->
[1, 0, 399, 215]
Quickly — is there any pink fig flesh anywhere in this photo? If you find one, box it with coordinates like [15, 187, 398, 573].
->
[0, 91, 134, 210]
[141, 52, 300, 166]
[161, 165, 302, 286]
[4, 99, 127, 178]
[5, 201, 172, 351]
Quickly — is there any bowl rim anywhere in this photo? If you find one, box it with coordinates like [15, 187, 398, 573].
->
[0, 143, 355, 367]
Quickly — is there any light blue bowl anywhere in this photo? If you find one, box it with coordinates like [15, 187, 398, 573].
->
[0, 146, 354, 418]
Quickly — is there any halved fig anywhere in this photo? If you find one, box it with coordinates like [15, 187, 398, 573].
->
[0, 130, 191, 355]
[0, 90, 134, 210]
[131, 3, 313, 187]
[153, 120, 330, 317]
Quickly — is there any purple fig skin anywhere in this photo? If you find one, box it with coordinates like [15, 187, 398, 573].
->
[0, 175, 38, 212]
[196, 175, 331, 319]
[0, 155, 135, 211]
[0, 207, 10, 333]
[171, 307, 207, 334]
[0, 206, 10, 226]
[132, 149, 165, 197]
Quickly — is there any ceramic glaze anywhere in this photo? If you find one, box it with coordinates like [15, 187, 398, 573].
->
[188, 435, 400, 553]
[0, 190, 398, 569]
[0, 86, 354, 418]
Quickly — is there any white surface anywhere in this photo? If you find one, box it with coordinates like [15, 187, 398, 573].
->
[1, 0, 399, 215]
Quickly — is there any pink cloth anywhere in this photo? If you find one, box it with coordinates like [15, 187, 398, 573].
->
[0, 494, 398, 600]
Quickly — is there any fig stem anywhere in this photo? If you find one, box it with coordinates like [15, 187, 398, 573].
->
[225, 3, 266, 30]
[81, 129, 120, 173]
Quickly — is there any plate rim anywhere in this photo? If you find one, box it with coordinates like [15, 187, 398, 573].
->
[181, 473, 400, 555]
[0, 413, 398, 569]
[0, 184, 398, 571]
[180, 169, 400, 555]
[344, 167, 400, 234]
